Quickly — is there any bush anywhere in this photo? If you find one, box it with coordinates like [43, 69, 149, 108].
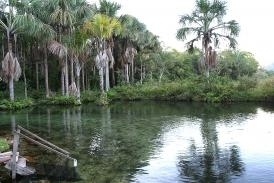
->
[42, 95, 80, 105]
[252, 76, 274, 101]
[81, 91, 101, 103]
[0, 138, 9, 152]
[95, 92, 110, 106]
[0, 98, 34, 110]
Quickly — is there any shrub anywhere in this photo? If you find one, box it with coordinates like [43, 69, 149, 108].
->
[0, 98, 34, 110]
[43, 95, 80, 105]
[0, 138, 9, 152]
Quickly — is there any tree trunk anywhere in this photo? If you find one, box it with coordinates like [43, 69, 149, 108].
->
[65, 54, 69, 96]
[131, 61, 134, 83]
[36, 62, 39, 91]
[111, 68, 115, 87]
[81, 63, 85, 91]
[7, 33, 15, 101]
[20, 44, 28, 99]
[125, 64, 129, 84]
[86, 69, 89, 90]
[99, 68, 104, 92]
[70, 57, 74, 84]
[23, 53, 28, 99]
[75, 58, 81, 103]
[105, 61, 110, 91]
[61, 66, 65, 95]
[44, 46, 49, 98]
[9, 75, 14, 101]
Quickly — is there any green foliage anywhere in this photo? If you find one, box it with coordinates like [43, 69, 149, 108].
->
[42, 95, 80, 105]
[0, 138, 9, 152]
[0, 98, 33, 110]
[217, 50, 259, 79]
[106, 74, 274, 103]
[81, 90, 101, 103]
[95, 92, 110, 106]
[252, 76, 274, 101]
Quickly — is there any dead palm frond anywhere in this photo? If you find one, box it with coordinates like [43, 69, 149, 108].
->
[48, 40, 67, 59]
[1, 51, 21, 82]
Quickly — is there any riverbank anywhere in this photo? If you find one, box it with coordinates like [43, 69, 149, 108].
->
[1, 75, 274, 110]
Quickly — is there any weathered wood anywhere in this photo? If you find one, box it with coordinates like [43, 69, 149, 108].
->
[18, 132, 74, 161]
[5, 158, 35, 176]
[17, 125, 69, 155]
[0, 151, 19, 163]
[11, 129, 20, 180]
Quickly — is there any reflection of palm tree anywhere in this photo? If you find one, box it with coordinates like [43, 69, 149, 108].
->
[178, 118, 244, 182]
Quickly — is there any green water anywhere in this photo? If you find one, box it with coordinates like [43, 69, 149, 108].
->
[1, 101, 274, 183]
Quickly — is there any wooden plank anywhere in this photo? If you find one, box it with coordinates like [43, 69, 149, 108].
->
[17, 125, 69, 155]
[0, 151, 19, 163]
[11, 129, 20, 180]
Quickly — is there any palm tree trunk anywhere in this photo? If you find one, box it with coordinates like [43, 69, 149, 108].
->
[99, 68, 104, 92]
[23, 51, 28, 99]
[125, 64, 129, 84]
[85, 70, 89, 90]
[70, 57, 74, 84]
[65, 54, 69, 96]
[7, 31, 15, 101]
[111, 68, 115, 86]
[36, 62, 39, 91]
[9, 75, 14, 101]
[75, 58, 81, 103]
[61, 66, 65, 95]
[131, 62, 134, 83]
[81, 63, 85, 91]
[105, 61, 110, 91]
[44, 46, 49, 98]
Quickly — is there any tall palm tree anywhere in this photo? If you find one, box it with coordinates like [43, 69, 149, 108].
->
[176, 0, 240, 77]
[95, 0, 121, 87]
[83, 14, 121, 92]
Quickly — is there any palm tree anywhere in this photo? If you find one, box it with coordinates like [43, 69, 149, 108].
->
[0, 0, 54, 101]
[83, 14, 121, 92]
[176, 0, 240, 77]
[137, 30, 161, 83]
[96, 0, 121, 17]
[118, 15, 145, 84]
[95, 0, 121, 87]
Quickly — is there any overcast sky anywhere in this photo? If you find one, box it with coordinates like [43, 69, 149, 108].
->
[92, 0, 274, 67]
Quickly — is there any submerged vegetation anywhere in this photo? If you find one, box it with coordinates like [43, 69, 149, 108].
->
[0, 0, 273, 109]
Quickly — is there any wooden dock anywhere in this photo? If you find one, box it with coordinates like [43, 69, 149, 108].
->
[1, 125, 77, 180]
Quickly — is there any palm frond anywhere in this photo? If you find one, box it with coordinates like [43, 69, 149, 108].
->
[48, 40, 67, 59]
[1, 51, 21, 82]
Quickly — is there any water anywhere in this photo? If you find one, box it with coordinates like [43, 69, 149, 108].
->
[0, 101, 274, 183]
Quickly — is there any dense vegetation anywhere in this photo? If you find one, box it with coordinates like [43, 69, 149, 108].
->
[0, 0, 274, 110]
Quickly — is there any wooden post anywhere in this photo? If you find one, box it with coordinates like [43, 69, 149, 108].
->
[11, 128, 20, 180]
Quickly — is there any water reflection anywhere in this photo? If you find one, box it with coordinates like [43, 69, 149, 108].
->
[0, 102, 273, 182]
[177, 115, 245, 183]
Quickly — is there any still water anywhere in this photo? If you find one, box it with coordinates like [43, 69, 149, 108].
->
[0, 101, 274, 183]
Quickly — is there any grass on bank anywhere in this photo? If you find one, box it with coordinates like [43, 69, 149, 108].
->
[1, 75, 274, 109]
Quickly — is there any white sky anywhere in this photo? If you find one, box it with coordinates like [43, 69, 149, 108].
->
[92, 0, 274, 67]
